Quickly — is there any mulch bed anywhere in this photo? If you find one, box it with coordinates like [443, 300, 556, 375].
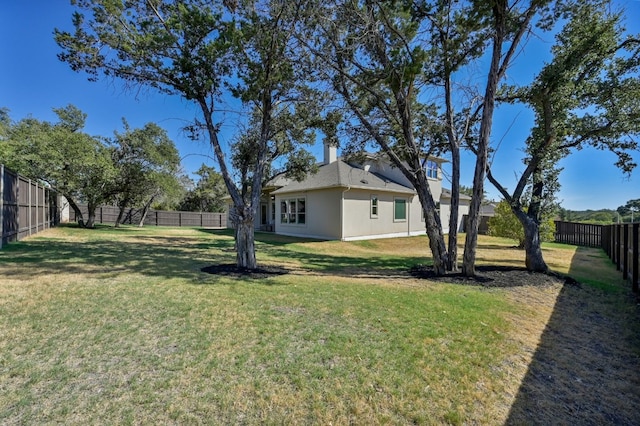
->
[200, 264, 289, 279]
[409, 264, 580, 288]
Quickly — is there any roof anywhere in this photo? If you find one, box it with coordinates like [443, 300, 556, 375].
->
[272, 159, 416, 195]
[440, 188, 472, 201]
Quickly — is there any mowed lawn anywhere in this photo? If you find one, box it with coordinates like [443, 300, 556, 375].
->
[0, 225, 637, 424]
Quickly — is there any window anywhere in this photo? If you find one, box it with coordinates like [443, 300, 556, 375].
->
[280, 197, 306, 224]
[371, 195, 378, 218]
[426, 160, 438, 179]
[394, 198, 407, 221]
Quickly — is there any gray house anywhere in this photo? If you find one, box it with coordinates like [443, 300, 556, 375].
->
[228, 143, 470, 241]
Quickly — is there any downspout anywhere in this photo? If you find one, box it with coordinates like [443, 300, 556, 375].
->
[341, 186, 351, 241]
[408, 195, 413, 237]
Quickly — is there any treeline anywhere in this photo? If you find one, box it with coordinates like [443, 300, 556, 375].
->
[0, 105, 227, 228]
[558, 201, 640, 224]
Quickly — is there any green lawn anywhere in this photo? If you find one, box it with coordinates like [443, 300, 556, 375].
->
[0, 225, 634, 424]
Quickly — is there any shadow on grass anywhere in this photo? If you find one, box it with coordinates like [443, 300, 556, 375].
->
[505, 246, 640, 425]
[0, 227, 430, 282]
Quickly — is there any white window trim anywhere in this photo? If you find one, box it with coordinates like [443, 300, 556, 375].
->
[370, 194, 379, 219]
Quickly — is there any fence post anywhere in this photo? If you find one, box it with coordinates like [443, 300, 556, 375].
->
[0, 165, 4, 249]
[179, 212, 182, 227]
[633, 223, 639, 293]
[623, 224, 629, 280]
[616, 224, 621, 271]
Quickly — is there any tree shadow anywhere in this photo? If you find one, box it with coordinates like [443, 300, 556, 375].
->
[505, 246, 640, 425]
[0, 227, 430, 283]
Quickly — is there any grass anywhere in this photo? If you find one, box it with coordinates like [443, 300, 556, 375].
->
[0, 225, 636, 424]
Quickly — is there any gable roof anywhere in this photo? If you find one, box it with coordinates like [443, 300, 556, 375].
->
[272, 159, 415, 195]
[440, 188, 472, 201]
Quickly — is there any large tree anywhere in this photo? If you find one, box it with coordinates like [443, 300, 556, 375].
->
[460, 0, 553, 276]
[56, 0, 323, 269]
[109, 121, 181, 227]
[302, 0, 468, 275]
[486, 1, 640, 272]
[0, 105, 116, 228]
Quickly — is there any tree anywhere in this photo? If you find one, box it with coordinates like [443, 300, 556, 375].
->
[178, 164, 227, 212]
[487, 1, 640, 271]
[56, 0, 323, 269]
[617, 199, 640, 222]
[303, 0, 484, 275]
[109, 121, 181, 227]
[488, 200, 555, 248]
[0, 105, 116, 228]
[461, 0, 549, 277]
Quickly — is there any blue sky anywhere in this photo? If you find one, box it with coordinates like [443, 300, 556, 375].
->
[1, 0, 639, 211]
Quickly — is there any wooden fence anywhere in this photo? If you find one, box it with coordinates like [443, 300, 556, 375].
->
[70, 204, 227, 228]
[555, 221, 640, 293]
[1, 165, 61, 248]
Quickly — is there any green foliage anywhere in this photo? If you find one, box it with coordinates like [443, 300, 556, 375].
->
[559, 208, 617, 224]
[488, 201, 555, 247]
[109, 120, 181, 219]
[178, 164, 227, 212]
[488, 201, 526, 248]
[0, 105, 117, 222]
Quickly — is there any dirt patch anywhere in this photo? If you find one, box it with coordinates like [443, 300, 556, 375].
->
[409, 264, 577, 288]
[200, 263, 289, 279]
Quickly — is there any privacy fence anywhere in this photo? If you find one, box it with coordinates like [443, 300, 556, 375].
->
[1, 165, 61, 248]
[70, 204, 227, 228]
[555, 221, 640, 293]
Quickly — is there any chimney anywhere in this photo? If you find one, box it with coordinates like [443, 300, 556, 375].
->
[324, 141, 337, 165]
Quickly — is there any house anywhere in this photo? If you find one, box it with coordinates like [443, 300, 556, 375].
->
[229, 143, 471, 241]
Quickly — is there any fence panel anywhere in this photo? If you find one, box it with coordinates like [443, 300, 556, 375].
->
[70, 204, 226, 229]
[0, 165, 60, 248]
[557, 220, 640, 294]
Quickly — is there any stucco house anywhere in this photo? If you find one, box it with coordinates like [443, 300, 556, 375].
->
[228, 143, 471, 241]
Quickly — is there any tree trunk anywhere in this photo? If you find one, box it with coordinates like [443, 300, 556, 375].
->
[235, 216, 257, 269]
[138, 195, 156, 227]
[85, 203, 97, 229]
[115, 205, 126, 228]
[462, 3, 507, 277]
[521, 215, 548, 273]
[416, 186, 449, 276]
[425, 210, 449, 276]
[447, 146, 461, 272]
[66, 196, 85, 227]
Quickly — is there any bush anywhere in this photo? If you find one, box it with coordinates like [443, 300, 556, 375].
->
[488, 201, 555, 248]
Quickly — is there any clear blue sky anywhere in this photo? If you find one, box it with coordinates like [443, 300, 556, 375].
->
[1, 0, 639, 211]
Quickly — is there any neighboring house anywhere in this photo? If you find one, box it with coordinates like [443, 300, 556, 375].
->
[227, 143, 471, 241]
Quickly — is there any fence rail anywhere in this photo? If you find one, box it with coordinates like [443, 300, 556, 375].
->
[1, 165, 61, 248]
[555, 221, 640, 293]
[70, 204, 226, 228]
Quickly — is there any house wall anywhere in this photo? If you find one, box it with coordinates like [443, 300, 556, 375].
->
[341, 189, 425, 241]
[275, 188, 342, 240]
[364, 159, 443, 202]
[439, 197, 470, 234]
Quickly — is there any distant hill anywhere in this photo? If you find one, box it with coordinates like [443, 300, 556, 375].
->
[558, 208, 620, 224]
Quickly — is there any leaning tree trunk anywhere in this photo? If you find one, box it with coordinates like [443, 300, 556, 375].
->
[138, 194, 157, 227]
[114, 199, 130, 228]
[415, 185, 449, 276]
[66, 196, 85, 227]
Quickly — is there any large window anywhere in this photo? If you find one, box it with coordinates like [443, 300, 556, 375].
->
[371, 195, 378, 218]
[280, 198, 306, 224]
[426, 160, 438, 179]
[394, 198, 407, 221]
